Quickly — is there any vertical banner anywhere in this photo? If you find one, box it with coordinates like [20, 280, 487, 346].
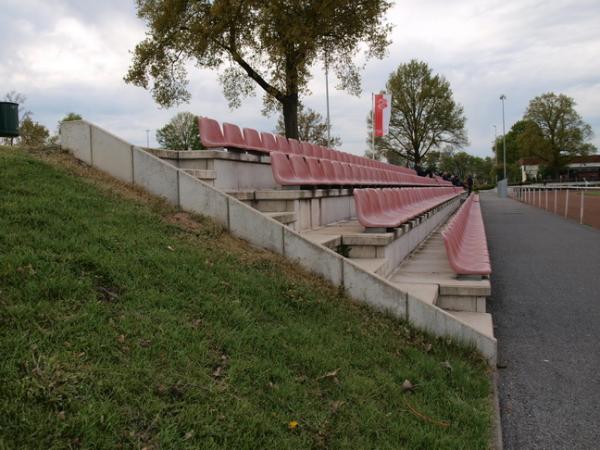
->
[373, 93, 392, 137]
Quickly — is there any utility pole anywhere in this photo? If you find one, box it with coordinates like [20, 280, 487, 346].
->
[500, 95, 507, 180]
[145, 129, 150, 148]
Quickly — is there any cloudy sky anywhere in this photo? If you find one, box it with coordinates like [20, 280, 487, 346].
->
[2, 0, 599, 157]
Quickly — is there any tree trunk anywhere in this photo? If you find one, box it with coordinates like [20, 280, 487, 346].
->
[282, 96, 299, 139]
[282, 55, 300, 139]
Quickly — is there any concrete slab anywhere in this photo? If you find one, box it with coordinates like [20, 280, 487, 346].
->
[90, 124, 134, 183]
[178, 171, 229, 228]
[342, 260, 407, 317]
[449, 311, 494, 338]
[393, 282, 438, 305]
[133, 148, 179, 206]
[60, 120, 91, 164]
[283, 228, 343, 286]
[348, 258, 388, 276]
[228, 197, 284, 254]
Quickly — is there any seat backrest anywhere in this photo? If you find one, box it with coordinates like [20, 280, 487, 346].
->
[300, 142, 315, 157]
[198, 117, 225, 148]
[320, 159, 336, 181]
[222, 123, 247, 149]
[306, 157, 326, 181]
[270, 152, 296, 185]
[274, 134, 290, 153]
[313, 145, 324, 159]
[288, 138, 302, 154]
[289, 154, 312, 181]
[260, 132, 279, 152]
[331, 161, 346, 184]
[243, 128, 264, 151]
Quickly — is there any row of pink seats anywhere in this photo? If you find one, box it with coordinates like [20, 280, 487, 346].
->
[441, 194, 491, 276]
[270, 152, 439, 187]
[198, 116, 418, 175]
[354, 187, 462, 229]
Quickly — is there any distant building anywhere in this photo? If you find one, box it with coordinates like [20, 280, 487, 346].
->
[518, 155, 600, 182]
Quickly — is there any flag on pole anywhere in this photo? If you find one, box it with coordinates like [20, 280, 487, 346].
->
[373, 93, 392, 137]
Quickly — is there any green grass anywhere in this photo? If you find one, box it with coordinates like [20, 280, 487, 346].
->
[0, 147, 492, 449]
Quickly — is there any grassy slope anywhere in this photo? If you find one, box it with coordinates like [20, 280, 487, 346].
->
[0, 147, 491, 449]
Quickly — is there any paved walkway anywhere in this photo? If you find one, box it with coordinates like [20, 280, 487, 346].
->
[480, 191, 600, 450]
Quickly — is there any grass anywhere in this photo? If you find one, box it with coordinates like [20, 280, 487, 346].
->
[0, 147, 492, 449]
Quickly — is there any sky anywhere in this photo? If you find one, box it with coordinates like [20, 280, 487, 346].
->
[1, 0, 599, 157]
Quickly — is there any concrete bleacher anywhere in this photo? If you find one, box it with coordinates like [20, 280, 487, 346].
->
[60, 119, 496, 363]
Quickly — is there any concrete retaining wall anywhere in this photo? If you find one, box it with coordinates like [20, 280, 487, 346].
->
[60, 120, 497, 364]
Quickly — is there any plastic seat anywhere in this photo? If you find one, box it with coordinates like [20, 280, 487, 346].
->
[300, 142, 316, 157]
[198, 117, 226, 148]
[270, 152, 300, 185]
[306, 157, 327, 184]
[260, 132, 279, 152]
[275, 135, 290, 153]
[288, 138, 302, 154]
[222, 122, 251, 150]
[243, 128, 266, 152]
[289, 154, 314, 183]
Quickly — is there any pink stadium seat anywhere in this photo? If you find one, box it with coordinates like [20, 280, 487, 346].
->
[243, 128, 265, 152]
[306, 157, 327, 184]
[275, 135, 290, 153]
[199, 117, 226, 148]
[320, 159, 336, 181]
[222, 122, 250, 150]
[260, 132, 279, 152]
[331, 161, 348, 184]
[288, 139, 302, 154]
[300, 142, 316, 157]
[313, 145, 324, 159]
[289, 154, 314, 183]
[270, 152, 301, 185]
[354, 187, 462, 229]
[442, 194, 491, 276]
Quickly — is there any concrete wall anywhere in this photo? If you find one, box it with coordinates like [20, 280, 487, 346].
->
[60, 121, 497, 364]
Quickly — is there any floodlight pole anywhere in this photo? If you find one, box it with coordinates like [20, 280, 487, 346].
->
[493, 125, 498, 182]
[324, 53, 331, 147]
[500, 95, 507, 180]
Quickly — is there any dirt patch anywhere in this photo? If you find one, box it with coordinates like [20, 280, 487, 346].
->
[520, 189, 600, 229]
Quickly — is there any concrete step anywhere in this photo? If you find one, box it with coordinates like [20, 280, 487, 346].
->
[449, 311, 494, 338]
[437, 295, 486, 313]
[183, 169, 216, 181]
[393, 282, 438, 305]
[265, 211, 296, 225]
[349, 258, 389, 277]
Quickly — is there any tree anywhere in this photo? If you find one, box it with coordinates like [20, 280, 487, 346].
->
[521, 92, 596, 177]
[369, 60, 468, 169]
[60, 113, 82, 123]
[156, 112, 204, 150]
[275, 105, 341, 147]
[125, 0, 391, 139]
[19, 117, 49, 147]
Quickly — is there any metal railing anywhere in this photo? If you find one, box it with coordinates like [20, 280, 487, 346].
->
[509, 185, 600, 225]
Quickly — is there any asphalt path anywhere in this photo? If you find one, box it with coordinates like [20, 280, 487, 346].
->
[480, 191, 600, 450]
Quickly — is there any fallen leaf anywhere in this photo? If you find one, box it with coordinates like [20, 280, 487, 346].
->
[139, 339, 151, 348]
[440, 361, 453, 372]
[57, 411, 66, 421]
[424, 343, 433, 353]
[183, 431, 194, 441]
[116, 334, 126, 344]
[317, 368, 341, 381]
[213, 366, 224, 378]
[331, 400, 345, 413]
[167, 245, 175, 251]
[402, 379, 415, 392]
[288, 420, 299, 430]
[191, 319, 202, 329]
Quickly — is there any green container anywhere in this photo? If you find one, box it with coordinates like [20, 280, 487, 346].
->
[0, 102, 19, 137]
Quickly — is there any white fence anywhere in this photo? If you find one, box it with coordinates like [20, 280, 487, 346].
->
[510, 186, 600, 225]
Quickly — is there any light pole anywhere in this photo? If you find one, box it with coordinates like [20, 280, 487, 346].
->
[324, 53, 331, 147]
[145, 129, 150, 148]
[493, 125, 498, 181]
[500, 95, 507, 180]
